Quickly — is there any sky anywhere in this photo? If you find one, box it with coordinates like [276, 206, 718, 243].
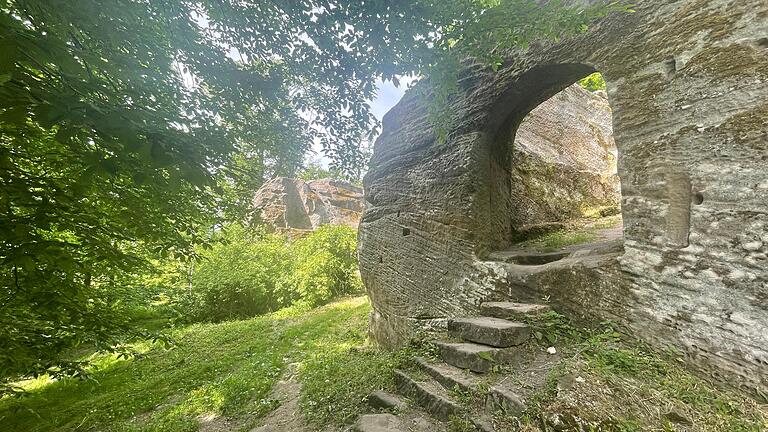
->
[370, 78, 409, 121]
[309, 77, 414, 168]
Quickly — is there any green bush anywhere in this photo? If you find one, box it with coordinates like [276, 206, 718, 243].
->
[282, 224, 362, 307]
[183, 225, 289, 322]
[182, 224, 362, 322]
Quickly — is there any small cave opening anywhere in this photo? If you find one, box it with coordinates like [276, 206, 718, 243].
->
[693, 191, 705, 205]
[484, 65, 624, 262]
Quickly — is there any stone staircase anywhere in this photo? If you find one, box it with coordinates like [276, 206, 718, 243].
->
[352, 301, 551, 432]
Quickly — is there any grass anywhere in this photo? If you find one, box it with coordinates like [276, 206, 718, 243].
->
[0, 296, 375, 432]
[299, 334, 437, 426]
[515, 214, 621, 252]
[506, 313, 768, 431]
[4, 297, 765, 432]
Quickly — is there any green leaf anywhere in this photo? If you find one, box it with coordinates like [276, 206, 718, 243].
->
[477, 351, 495, 362]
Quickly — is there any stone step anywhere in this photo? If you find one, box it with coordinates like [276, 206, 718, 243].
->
[487, 250, 569, 265]
[367, 389, 408, 411]
[479, 302, 551, 320]
[414, 358, 526, 422]
[448, 317, 531, 347]
[353, 412, 447, 432]
[352, 413, 403, 432]
[414, 357, 480, 393]
[393, 369, 463, 422]
[487, 384, 526, 416]
[434, 341, 522, 373]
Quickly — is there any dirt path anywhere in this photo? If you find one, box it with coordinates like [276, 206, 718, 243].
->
[249, 364, 314, 432]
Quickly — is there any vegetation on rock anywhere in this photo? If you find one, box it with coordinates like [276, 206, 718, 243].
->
[578, 72, 607, 92]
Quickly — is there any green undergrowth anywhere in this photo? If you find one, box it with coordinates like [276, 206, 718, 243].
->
[515, 214, 621, 252]
[300, 334, 439, 427]
[0, 296, 373, 432]
[505, 312, 768, 431]
[4, 299, 764, 432]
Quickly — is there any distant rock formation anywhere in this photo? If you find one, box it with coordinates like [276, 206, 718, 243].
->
[250, 177, 364, 232]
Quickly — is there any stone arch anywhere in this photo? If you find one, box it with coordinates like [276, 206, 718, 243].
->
[475, 63, 621, 254]
[360, 0, 768, 397]
[486, 63, 598, 143]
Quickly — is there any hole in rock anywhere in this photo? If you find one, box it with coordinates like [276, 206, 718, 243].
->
[693, 192, 704, 205]
[402, 227, 410, 236]
[484, 67, 624, 262]
[756, 38, 768, 49]
[663, 57, 677, 78]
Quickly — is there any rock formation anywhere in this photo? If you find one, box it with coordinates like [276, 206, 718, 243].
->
[359, 0, 768, 398]
[250, 177, 364, 232]
[509, 84, 619, 228]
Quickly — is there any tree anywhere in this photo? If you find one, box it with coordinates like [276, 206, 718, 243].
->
[579, 72, 607, 92]
[0, 0, 628, 389]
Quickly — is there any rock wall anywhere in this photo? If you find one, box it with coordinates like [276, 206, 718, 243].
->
[359, 0, 768, 397]
[251, 177, 364, 232]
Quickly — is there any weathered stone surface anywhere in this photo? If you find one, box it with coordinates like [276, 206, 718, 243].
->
[250, 177, 363, 232]
[393, 370, 462, 422]
[435, 342, 522, 373]
[448, 317, 531, 348]
[414, 357, 480, 393]
[487, 385, 526, 416]
[353, 413, 445, 432]
[480, 302, 551, 320]
[359, 0, 768, 397]
[368, 390, 407, 411]
[352, 414, 402, 432]
[508, 84, 620, 228]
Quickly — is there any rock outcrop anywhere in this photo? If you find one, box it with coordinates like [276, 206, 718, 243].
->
[509, 84, 619, 227]
[359, 0, 768, 398]
[250, 177, 364, 231]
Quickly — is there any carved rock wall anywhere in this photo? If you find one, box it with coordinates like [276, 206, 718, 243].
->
[359, 0, 768, 396]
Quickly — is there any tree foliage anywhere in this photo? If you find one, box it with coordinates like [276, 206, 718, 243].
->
[579, 72, 607, 92]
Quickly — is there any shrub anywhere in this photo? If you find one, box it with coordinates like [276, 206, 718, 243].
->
[181, 224, 362, 322]
[185, 225, 290, 322]
[282, 225, 362, 307]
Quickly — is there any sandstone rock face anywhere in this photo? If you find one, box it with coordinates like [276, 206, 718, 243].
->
[359, 0, 768, 397]
[251, 177, 364, 231]
[509, 84, 619, 227]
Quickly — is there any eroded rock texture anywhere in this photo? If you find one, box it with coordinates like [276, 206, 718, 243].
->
[509, 84, 619, 227]
[251, 177, 364, 231]
[359, 0, 768, 397]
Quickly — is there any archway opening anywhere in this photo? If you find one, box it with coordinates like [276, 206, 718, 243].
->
[483, 65, 623, 261]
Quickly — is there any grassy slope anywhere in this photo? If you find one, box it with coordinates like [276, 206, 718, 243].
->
[3, 296, 766, 432]
[0, 296, 375, 432]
